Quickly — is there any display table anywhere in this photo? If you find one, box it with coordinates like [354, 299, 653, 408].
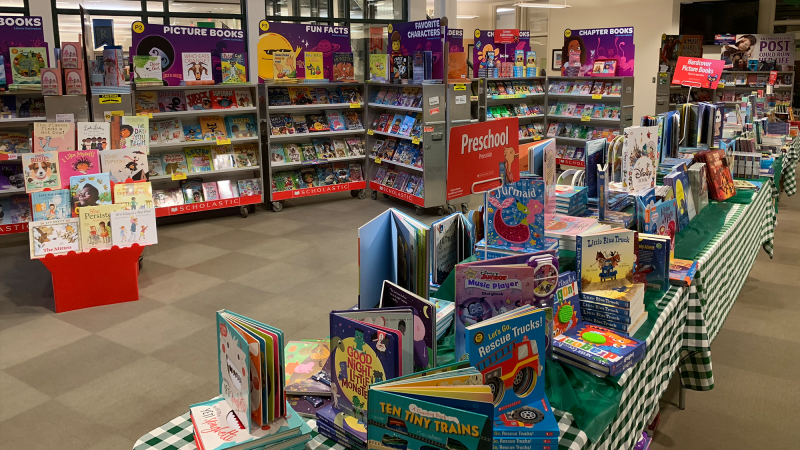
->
[784, 136, 799, 196]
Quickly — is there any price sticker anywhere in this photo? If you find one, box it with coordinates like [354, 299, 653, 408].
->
[7, 154, 18, 160]
[171, 172, 187, 181]
[374, 158, 382, 164]
[533, 136, 542, 141]
[592, 94, 602, 100]
[350, 103, 361, 108]
[137, 112, 153, 119]
[367, 129, 374, 135]
[412, 137, 420, 145]
[581, 116, 590, 122]
[216, 137, 232, 145]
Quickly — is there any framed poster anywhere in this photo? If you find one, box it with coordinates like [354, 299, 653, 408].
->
[551, 49, 562, 70]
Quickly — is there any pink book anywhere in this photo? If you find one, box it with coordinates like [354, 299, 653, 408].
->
[64, 69, 86, 95]
[58, 149, 100, 189]
[41, 68, 62, 95]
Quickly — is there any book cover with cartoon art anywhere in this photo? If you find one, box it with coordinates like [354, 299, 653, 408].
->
[161, 153, 188, 176]
[183, 52, 213, 84]
[100, 149, 148, 183]
[184, 147, 213, 173]
[33, 122, 75, 153]
[113, 182, 153, 210]
[576, 228, 638, 295]
[120, 116, 149, 153]
[79, 204, 124, 251]
[111, 208, 157, 247]
[221, 52, 247, 84]
[58, 150, 100, 189]
[284, 340, 331, 396]
[158, 91, 187, 112]
[621, 126, 658, 194]
[0, 195, 32, 224]
[553, 321, 646, 376]
[77, 122, 110, 151]
[215, 312, 253, 429]
[70, 173, 112, 216]
[336, 308, 414, 376]
[379, 280, 438, 371]
[31, 190, 71, 221]
[9, 47, 45, 85]
[235, 90, 253, 108]
[305, 52, 324, 81]
[199, 116, 227, 141]
[22, 152, 60, 193]
[485, 176, 545, 251]
[225, 115, 257, 138]
[29, 218, 81, 258]
[553, 271, 581, 336]
[329, 312, 401, 422]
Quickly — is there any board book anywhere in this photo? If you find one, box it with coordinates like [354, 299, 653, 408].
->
[553, 321, 646, 376]
[485, 176, 545, 251]
[378, 280, 438, 371]
[429, 212, 476, 287]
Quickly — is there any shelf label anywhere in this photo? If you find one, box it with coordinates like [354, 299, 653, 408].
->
[454, 84, 467, 91]
[367, 129, 374, 135]
[455, 95, 467, 105]
[216, 137, 231, 145]
[98, 94, 122, 104]
[592, 94, 602, 100]
[6, 154, 18, 160]
[533, 136, 542, 141]
[374, 158, 382, 164]
[424, 126, 434, 132]
[171, 172, 187, 181]
[429, 107, 440, 115]
[412, 137, 420, 145]
[581, 116, 590, 122]
[350, 103, 361, 108]
[137, 112, 153, 118]
[429, 96, 440, 106]
[55, 113, 74, 122]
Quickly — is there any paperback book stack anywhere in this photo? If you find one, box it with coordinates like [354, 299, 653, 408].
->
[554, 185, 588, 215]
[553, 321, 646, 376]
[576, 228, 648, 336]
[657, 158, 693, 184]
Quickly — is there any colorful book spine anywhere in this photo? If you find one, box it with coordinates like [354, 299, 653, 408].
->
[579, 291, 635, 308]
[579, 300, 637, 317]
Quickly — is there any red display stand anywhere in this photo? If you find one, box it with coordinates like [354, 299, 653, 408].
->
[39, 244, 145, 312]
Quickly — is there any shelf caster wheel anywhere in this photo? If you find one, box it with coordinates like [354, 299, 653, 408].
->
[383, 193, 389, 199]
[271, 201, 283, 212]
[248, 204, 256, 213]
[447, 204, 456, 214]
[461, 203, 469, 214]
[415, 206, 424, 215]
[371, 190, 378, 200]
[350, 190, 358, 198]
[358, 189, 367, 199]
[239, 206, 249, 218]
[437, 206, 445, 216]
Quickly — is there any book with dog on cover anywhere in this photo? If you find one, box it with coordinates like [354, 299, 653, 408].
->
[22, 152, 61, 193]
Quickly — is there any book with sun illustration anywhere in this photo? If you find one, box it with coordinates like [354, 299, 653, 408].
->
[454, 251, 558, 360]
[216, 310, 285, 432]
[284, 340, 332, 396]
[329, 311, 402, 423]
[576, 228, 645, 308]
[484, 176, 545, 252]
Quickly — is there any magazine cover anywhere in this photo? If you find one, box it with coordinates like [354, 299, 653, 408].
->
[33, 122, 75, 153]
[29, 218, 80, 258]
[78, 204, 124, 251]
[22, 152, 61, 192]
[31, 190, 71, 221]
[70, 173, 112, 216]
[485, 176, 545, 250]
[111, 208, 158, 247]
[58, 150, 100, 189]
[77, 122, 110, 151]
[100, 149, 148, 183]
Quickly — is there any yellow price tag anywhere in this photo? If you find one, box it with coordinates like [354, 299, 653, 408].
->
[592, 94, 602, 100]
[533, 136, 542, 141]
[718, 84, 725, 88]
[132, 21, 145, 34]
[367, 129, 374, 135]
[350, 103, 361, 108]
[412, 137, 420, 145]
[454, 84, 467, 91]
[171, 172, 187, 181]
[374, 158, 382, 164]
[216, 138, 232, 145]
[137, 112, 153, 119]
[581, 116, 590, 122]
[99, 94, 122, 104]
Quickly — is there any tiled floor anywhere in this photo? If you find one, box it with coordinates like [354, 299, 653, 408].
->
[0, 190, 797, 450]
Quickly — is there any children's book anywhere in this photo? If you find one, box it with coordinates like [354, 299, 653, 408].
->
[237, 179, 262, 197]
[331, 52, 355, 82]
[553, 321, 646, 376]
[298, 167, 319, 188]
[120, 116, 149, 152]
[316, 164, 336, 186]
[162, 153, 189, 176]
[292, 116, 309, 134]
[103, 47, 125, 86]
[113, 182, 153, 210]
[304, 51, 324, 81]
[664, 169, 695, 230]
[0, 195, 31, 224]
[621, 126, 658, 193]
[307, 114, 330, 132]
[211, 145, 236, 170]
[429, 212, 475, 286]
[234, 144, 259, 167]
[186, 90, 211, 110]
[283, 143, 301, 163]
[554, 271, 582, 337]
[576, 228, 638, 294]
[100, 149, 148, 183]
[370, 53, 390, 83]
[182, 180, 204, 204]
[9, 47, 45, 85]
[235, 90, 253, 108]
[325, 111, 347, 132]
[217, 180, 239, 199]
[331, 140, 348, 159]
[638, 234, 671, 292]
[221, 52, 247, 84]
[58, 150, 100, 189]
[183, 52, 213, 84]
[147, 155, 163, 177]
[134, 91, 160, 115]
[669, 258, 698, 287]
[696, 149, 735, 201]
[284, 340, 331, 397]
[210, 89, 236, 109]
[379, 280, 438, 370]
[202, 182, 219, 201]
[273, 51, 297, 81]
[29, 218, 80, 258]
[158, 91, 187, 112]
[152, 188, 183, 207]
[485, 176, 545, 251]
[31, 190, 71, 221]
[199, 116, 227, 141]
[69, 173, 112, 216]
[78, 204, 124, 251]
[349, 163, 363, 182]
[465, 306, 559, 438]
[40, 67, 61, 94]
[110, 207, 158, 248]
[183, 124, 203, 142]
[76, 122, 110, 152]
[33, 122, 75, 153]
[22, 152, 61, 193]
[185, 147, 213, 173]
[157, 119, 185, 145]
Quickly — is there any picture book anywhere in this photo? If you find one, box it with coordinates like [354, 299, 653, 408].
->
[78, 204, 124, 251]
[0, 195, 30, 224]
[120, 116, 149, 152]
[325, 111, 346, 132]
[285, 143, 302, 162]
[152, 188, 182, 207]
[182, 180, 204, 204]
[113, 182, 153, 210]
[329, 311, 401, 421]
[234, 143, 259, 167]
[40, 68, 61, 96]
[22, 152, 61, 193]
[110, 208, 157, 247]
[553, 321, 646, 376]
[284, 339, 331, 396]
[29, 218, 80, 258]
[33, 122, 75, 153]
[308, 114, 330, 132]
[77, 122, 110, 151]
[664, 170, 695, 230]
[217, 180, 239, 199]
[210, 89, 236, 109]
[576, 228, 638, 293]
[274, 51, 299, 81]
[64, 69, 85, 95]
[9, 47, 45, 85]
[183, 52, 213, 84]
[332, 162, 350, 183]
[553, 271, 582, 337]
[199, 116, 227, 141]
[58, 150, 100, 189]
[332, 140, 348, 159]
[332, 52, 355, 82]
[184, 147, 213, 173]
[102, 47, 125, 86]
[465, 306, 559, 438]
[31, 190, 71, 221]
[162, 152, 189, 176]
[687, 163, 709, 214]
[485, 176, 545, 251]
[237, 179, 262, 197]
[696, 150, 735, 201]
[60, 42, 82, 69]
[349, 164, 363, 182]
[211, 145, 236, 170]
[292, 116, 309, 134]
[638, 234, 671, 292]
[135, 91, 160, 115]
[621, 126, 658, 194]
[221, 52, 247, 84]
[156, 119, 184, 144]
[370, 53, 390, 83]
[305, 51, 324, 81]
[334, 308, 414, 376]
[378, 280, 438, 370]
[100, 149, 148, 183]
[69, 173, 112, 216]
[147, 156, 163, 177]
[316, 164, 336, 186]
[156, 91, 186, 113]
[226, 115, 257, 138]
[669, 258, 698, 287]
[236, 90, 253, 108]
[429, 212, 475, 286]
[288, 395, 331, 418]
[186, 90, 211, 110]
[183, 124, 203, 142]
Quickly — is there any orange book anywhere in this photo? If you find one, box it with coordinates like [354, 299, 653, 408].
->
[447, 52, 468, 82]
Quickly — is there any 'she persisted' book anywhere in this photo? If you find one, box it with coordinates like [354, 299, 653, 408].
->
[78, 204, 123, 251]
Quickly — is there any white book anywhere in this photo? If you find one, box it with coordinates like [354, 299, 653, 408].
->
[111, 208, 158, 247]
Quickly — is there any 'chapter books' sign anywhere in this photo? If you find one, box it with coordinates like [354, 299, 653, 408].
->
[257, 21, 351, 82]
[562, 27, 635, 77]
[130, 22, 245, 86]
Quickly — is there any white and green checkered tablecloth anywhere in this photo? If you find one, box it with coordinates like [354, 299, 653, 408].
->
[783, 136, 799, 196]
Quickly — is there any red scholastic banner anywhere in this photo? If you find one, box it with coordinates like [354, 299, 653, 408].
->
[494, 29, 520, 44]
[446, 118, 520, 201]
[769, 70, 778, 86]
[671, 56, 725, 89]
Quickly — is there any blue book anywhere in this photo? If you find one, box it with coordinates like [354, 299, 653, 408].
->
[485, 176, 545, 251]
[584, 139, 605, 199]
[581, 315, 643, 334]
[412, 51, 424, 84]
[581, 308, 635, 324]
[554, 271, 581, 337]
[31, 189, 71, 221]
[423, 51, 433, 79]
[465, 307, 559, 438]
[638, 234, 671, 291]
[597, 163, 608, 221]
[316, 403, 367, 445]
[553, 321, 646, 376]
[664, 169, 696, 229]
[578, 285, 644, 309]
[580, 299, 638, 317]
[225, 114, 257, 139]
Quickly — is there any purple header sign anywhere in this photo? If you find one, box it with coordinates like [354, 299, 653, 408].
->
[390, 19, 443, 80]
[257, 21, 351, 82]
[446, 28, 464, 53]
[562, 27, 635, 77]
[472, 29, 531, 78]
[0, 16, 47, 84]
[130, 22, 246, 86]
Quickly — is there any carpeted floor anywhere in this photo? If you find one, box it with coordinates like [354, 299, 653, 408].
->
[0, 189, 797, 450]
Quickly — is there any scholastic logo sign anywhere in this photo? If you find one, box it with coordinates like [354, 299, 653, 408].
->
[372, 182, 424, 206]
[171, 198, 241, 213]
[293, 184, 350, 196]
[0, 223, 29, 235]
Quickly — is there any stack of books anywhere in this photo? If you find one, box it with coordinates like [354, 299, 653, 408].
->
[555, 185, 588, 215]
[553, 321, 647, 376]
[657, 157, 694, 184]
[544, 214, 608, 252]
[316, 404, 366, 450]
[474, 237, 560, 259]
[434, 299, 455, 340]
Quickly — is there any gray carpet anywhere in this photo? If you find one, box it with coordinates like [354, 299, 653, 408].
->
[0, 189, 796, 450]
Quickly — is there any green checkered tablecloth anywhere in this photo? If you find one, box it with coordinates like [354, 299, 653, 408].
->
[783, 136, 799, 196]
[679, 181, 776, 391]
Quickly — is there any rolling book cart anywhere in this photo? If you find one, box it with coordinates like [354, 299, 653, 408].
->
[365, 82, 450, 215]
[134, 83, 264, 218]
[262, 82, 368, 212]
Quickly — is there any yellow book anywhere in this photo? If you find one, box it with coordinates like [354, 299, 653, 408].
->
[304, 51, 324, 80]
[273, 52, 297, 81]
[78, 204, 124, 251]
[113, 182, 154, 210]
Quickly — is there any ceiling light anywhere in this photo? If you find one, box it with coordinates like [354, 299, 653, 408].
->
[514, 1, 571, 8]
[457, 15, 479, 19]
[496, 7, 515, 13]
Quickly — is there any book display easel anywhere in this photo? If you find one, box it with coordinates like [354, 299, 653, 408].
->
[263, 82, 368, 212]
[365, 82, 450, 215]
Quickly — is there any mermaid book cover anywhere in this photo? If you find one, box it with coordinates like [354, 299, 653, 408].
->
[484, 176, 545, 251]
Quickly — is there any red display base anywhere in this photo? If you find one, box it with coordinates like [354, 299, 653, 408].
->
[369, 181, 425, 206]
[0, 222, 29, 235]
[39, 245, 145, 313]
[271, 181, 366, 201]
[155, 195, 261, 217]
[556, 158, 585, 167]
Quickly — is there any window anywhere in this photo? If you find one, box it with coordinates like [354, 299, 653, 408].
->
[0, 0, 29, 15]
